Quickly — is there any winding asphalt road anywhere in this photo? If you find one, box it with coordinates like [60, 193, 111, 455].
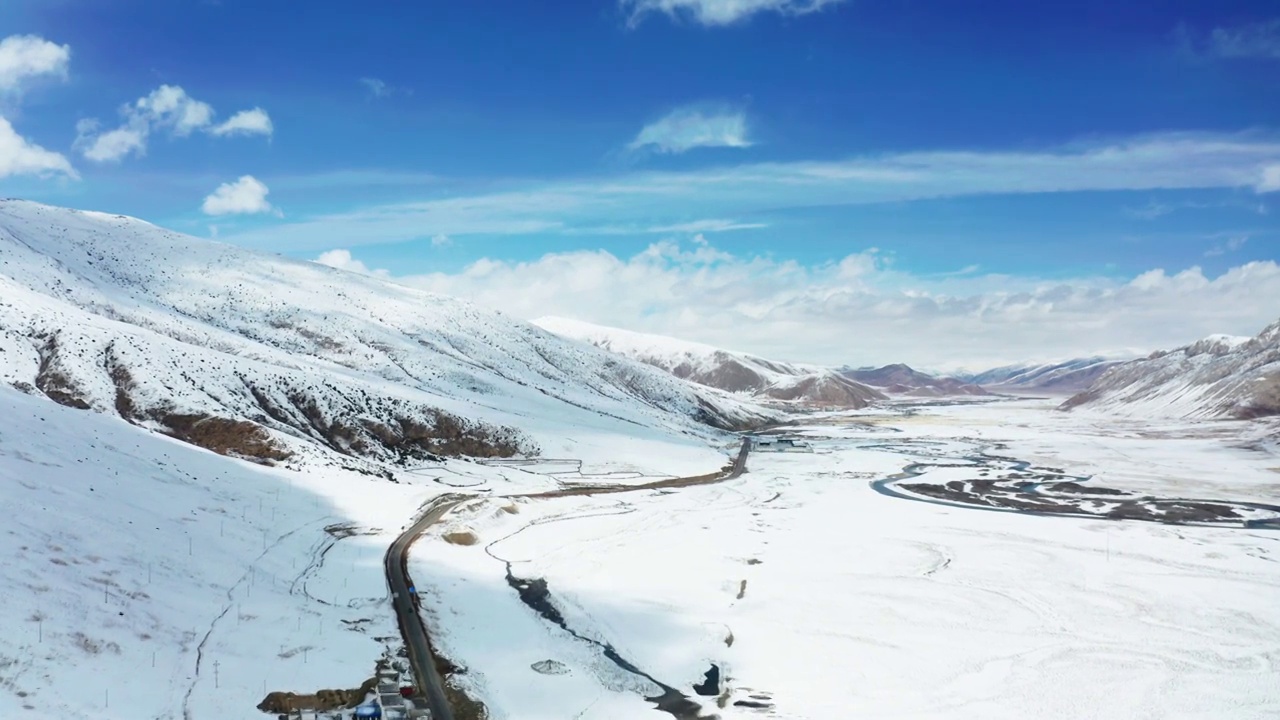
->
[384, 492, 469, 720]
[383, 438, 751, 720]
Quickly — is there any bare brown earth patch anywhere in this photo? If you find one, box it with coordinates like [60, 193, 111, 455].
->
[34, 336, 91, 409]
[443, 529, 479, 546]
[109, 364, 291, 462]
[257, 677, 376, 714]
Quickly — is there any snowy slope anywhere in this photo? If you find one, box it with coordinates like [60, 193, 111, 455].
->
[1062, 320, 1280, 419]
[0, 201, 776, 469]
[0, 385, 429, 719]
[534, 316, 884, 408]
[959, 357, 1124, 394]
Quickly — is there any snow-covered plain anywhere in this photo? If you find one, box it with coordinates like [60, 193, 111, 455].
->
[410, 398, 1280, 719]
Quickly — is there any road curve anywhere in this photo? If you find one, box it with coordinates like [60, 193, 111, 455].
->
[384, 438, 751, 719]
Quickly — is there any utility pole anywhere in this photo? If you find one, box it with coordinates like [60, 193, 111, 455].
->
[214, 660, 220, 688]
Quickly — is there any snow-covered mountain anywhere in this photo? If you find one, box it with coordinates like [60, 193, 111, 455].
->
[0, 200, 776, 467]
[1061, 322, 1280, 419]
[534, 316, 885, 408]
[958, 357, 1124, 394]
[840, 363, 989, 397]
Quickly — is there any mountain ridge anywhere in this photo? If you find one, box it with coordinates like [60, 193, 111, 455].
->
[0, 200, 777, 467]
[1061, 321, 1280, 420]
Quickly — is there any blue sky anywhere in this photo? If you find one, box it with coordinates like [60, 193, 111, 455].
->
[1, 0, 1279, 367]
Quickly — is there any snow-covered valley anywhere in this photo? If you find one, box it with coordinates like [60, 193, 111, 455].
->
[1, 201, 1278, 719]
[409, 399, 1280, 720]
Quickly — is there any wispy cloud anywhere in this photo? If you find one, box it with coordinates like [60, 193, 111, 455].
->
[1259, 164, 1280, 193]
[646, 218, 765, 233]
[362, 238, 1280, 370]
[225, 131, 1280, 252]
[201, 175, 277, 216]
[1124, 200, 1174, 220]
[1204, 234, 1249, 257]
[361, 77, 389, 98]
[0, 34, 70, 94]
[629, 105, 751, 154]
[75, 84, 272, 163]
[360, 77, 410, 100]
[622, 0, 846, 27]
[1210, 18, 1280, 59]
[1124, 195, 1272, 219]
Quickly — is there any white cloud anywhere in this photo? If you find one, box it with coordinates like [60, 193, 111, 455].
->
[77, 121, 147, 163]
[313, 249, 388, 277]
[76, 84, 271, 163]
[223, 131, 1280, 252]
[201, 175, 275, 216]
[0, 115, 77, 179]
[1210, 19, 1280, 59]
[430, 234, 452, 247]
[210, 107, 273, 137]
[622, 0, 845, 26]
[389, 239, 1280, 371]
[134, 85, 214, 136]
[0, 34, 70, 93]
[629, 106, 751, 154]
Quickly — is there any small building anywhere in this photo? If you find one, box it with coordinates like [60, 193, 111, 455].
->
[752, 436, 812, 452]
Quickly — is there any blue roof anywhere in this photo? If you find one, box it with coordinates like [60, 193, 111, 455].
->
[354, 704, 382, 718]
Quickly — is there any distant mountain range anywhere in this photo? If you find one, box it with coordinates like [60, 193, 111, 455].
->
[534, 317, 887, 408]
[535, 318, 1001, 406]
[955, 357, 1124, 394]
[839, 363, 989, 397]
[1061, 324, 1280, 420]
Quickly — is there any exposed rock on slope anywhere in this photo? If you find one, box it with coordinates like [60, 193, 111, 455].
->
[840, 363, 989, 397]
[534, 316, 884, 408]
[0, 201, 775, 464]
[1061, 322, 1280, 419]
